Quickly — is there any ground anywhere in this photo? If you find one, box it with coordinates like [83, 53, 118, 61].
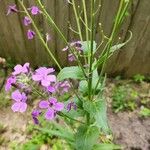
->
[0, 76, 149, 150]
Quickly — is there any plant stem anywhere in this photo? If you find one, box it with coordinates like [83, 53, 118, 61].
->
[72, 0, 83, 41]
[36, 0, 87, 78]
[19, 1, 62, 70]
[88, 0, 95, 101]
[82, 0, 89, 47]
[93, 0, 126, 96]
[82, 0, 90, 64]
[59, 112, 85, 124]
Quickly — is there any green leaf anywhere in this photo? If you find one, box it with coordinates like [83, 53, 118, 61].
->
[79, 69, 101, 95]
[75, 125, 99, 150]
[57, 66, 84, 81]
[35, 126, 74, 143]
[81, 41, 97, 55]
[83, 98, 110, 133]
[93, 143, 121, 150]
[79, 80, 88, 95]
[139, 107, 150, 117]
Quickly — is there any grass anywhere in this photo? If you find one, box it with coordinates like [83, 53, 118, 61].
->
[112, 85, 138, 113]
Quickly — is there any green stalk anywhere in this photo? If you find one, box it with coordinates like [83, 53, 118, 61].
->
[93, 0, 126, 96]
[82, 0, 89, 47]
[59, 112, 85, 124]
[19, 1, 85, 106]
[82, 0, 90, 65]
[88, 0, 95, 100]
[72, 0, 83, 41]
[36, 0, 87, 78]
[19, 1, 62, 70]
[118, 2, 130, 26]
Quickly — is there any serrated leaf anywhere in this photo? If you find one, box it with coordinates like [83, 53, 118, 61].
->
[93, 143, 121, 150]
[75, 125, 99, 150]
[57, 66, 84, 81]
[81, 41, 97, 55]
[83, 98, 110, 133]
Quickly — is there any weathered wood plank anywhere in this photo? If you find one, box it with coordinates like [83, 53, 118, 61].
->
[0, 0, 149, 76]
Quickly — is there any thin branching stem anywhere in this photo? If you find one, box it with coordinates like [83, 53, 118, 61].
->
[88, 0, 95, 101]
[93, 0, 129, 97]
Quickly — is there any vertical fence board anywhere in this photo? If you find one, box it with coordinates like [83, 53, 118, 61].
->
[55, 0, 69, 67]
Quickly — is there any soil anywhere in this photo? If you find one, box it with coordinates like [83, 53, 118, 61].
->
[109, 110, 150, 150]
[0, 80, 149, 150]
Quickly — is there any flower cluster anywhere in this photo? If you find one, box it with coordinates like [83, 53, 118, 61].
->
[7, 4, 40, 39]
[5, 63, 75, 124]
[62, 41, 83, 62]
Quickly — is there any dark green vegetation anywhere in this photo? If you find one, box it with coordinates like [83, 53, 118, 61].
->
[112, 75, 150, 115]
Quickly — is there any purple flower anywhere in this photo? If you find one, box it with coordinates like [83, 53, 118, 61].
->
[29, 6, 40, 15]
[68, 53, 76, 62]
[27, 29, 35, 40]
[62, 41, 82, 62]
[12, 63, 30, 75]
[39, 97, 64, 120]
[32, 109, 41, 124]
[66, 101, 77, 112]
[32, 67, 56, 87]
[47, 85, 56, 93]
[5, 76, 16, 92]
[59, 81, 71, 93]
[11, 90, 27, 113]
[23, 16, 32, 26]
[7, 4, 18, 15]
[54, 81, 71, 95]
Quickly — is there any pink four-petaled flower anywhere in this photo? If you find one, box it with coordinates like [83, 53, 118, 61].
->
[5, 76, 16, 92]
[27, 29, 35, 40]
[11, 90, 27, 113]
[29, 6, 40, 15]
[23, 16, 32, 26]
[12, 63, 30, 75]
[32, 67, 56, 87]
[39, 97, 64, 120]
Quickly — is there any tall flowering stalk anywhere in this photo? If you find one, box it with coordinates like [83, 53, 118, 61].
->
[5, 0, 131, 149]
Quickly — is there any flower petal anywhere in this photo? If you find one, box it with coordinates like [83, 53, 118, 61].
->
[5, 76, 16, 92]
[41, 79, 50, 87]
[12, 64, 22, 75]
[21, 92, 27, 102]
[35, 67, 47, 74]
[22, 62, 30, 73]
[11, 90, 22, 102]
[46, 75, 56, 82]
[11, 102, 20, 112]
[45, 108, 55, 120]
[19, 102, 27, 113]
[47, 68, 55, 74]
[47, 86, 56, 93]
[32, 74, 43, 81]
[11, 102, 27, 113]
[39, 100, 49, 109]
[55, 102, 64, 111]
[49, 97, 57, 105]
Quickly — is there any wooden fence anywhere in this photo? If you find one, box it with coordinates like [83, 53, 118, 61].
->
[0, 0, 150, 77]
